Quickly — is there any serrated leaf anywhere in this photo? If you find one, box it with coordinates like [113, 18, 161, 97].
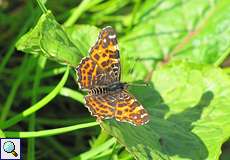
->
[101, 61, 230, 160]
[16, 11, 82, 67]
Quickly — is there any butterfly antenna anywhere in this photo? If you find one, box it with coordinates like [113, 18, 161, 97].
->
[128, 57, 140, 75]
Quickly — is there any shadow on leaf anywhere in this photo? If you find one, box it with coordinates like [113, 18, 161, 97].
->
[102, 81, 212, 160]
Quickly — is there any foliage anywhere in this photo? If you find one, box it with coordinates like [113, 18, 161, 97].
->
[1, 0, 230, 160]
[103, 61, 230, 160]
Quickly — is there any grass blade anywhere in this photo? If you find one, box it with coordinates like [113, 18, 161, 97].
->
[0, 66, 70, 129]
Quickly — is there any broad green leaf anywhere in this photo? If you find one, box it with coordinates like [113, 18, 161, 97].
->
[121, 0, 230, 67]
[173, 0, 230, 64]
[64, 25, 100, 56]
[101, 61, 230, 160]
[16, 11, 82, 67]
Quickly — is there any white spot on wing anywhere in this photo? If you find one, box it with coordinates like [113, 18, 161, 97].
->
[139, 105, 144, 109]
[141, 113, 148, 118]
[109, 34, 116, 39]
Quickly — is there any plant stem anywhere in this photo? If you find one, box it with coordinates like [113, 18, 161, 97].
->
[0, 66, 70, 129]
[91, 129, 109, 148]
[214, 47, 230, 67]
[23, 86, 84, 104]
[64, 0, 103, 27]
[4, 122, 99, 138]
[36, 0, 48, 13]
[0, 2, 39, 74]
[71, 138, 116, 160]
[27, 56, 47, 160]
[0, 56, 34, 121]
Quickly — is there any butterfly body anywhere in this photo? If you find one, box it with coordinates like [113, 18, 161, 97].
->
[88, 82, 127, 95]
[76, 26, 149, 126]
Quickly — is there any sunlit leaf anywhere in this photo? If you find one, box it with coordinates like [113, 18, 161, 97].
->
[102, 61, 230, 160]
[121, 0, 230, 67]
[64, 25, 100, 56]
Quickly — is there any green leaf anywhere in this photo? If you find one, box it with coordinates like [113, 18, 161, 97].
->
[121, 0, 230, 66]
[0, 130, 5, 138]
[173, 0, 230, 64]
[101, 61, 230, 160]
[64, 25, 100, 57]
[16, 11, 82, 67]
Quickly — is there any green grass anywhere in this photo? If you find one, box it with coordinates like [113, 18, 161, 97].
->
[1, 0, 230, 160]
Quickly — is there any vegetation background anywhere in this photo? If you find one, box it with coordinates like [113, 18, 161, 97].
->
[0, 0, 230, 159]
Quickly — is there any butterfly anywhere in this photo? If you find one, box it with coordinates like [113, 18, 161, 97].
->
[76, 26, 149, 126]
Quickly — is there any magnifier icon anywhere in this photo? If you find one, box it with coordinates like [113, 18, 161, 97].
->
[3, 141, 18, 157]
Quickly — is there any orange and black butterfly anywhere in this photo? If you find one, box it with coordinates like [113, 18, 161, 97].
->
[76, 26, 149, 126]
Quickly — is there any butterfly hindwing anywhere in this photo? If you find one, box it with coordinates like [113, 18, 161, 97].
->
[114, 90, 149, 126]
[85, 94, 115, 119]
[85, 90, 149, 126]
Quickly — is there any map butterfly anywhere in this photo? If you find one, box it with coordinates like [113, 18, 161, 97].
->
[76, 26, 149, 126]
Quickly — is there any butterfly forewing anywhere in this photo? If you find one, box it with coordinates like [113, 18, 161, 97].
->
[76, 26, 121, 89]
[76, 57, 96, 89]
[89, 26, 121, 82]
[76, 57, 107, 89]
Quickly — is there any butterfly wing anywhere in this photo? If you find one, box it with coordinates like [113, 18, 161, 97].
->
[78, 26, 148, 125]
[76, 57, 95, 89]
[89, 26, 121, 83]
[85, 94, 116, 119]
[85, 90, 149, 126]
[76, 57, 106, 89]
[114, 90, 149, 126]
[76, 26, 121, 89]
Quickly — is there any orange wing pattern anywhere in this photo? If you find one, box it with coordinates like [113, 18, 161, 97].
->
[89, 26, 120, 81]
[76, 56, 119, 89]
[115, 90, 149, 125]
[76, 26, 149, 126]
[85, 94, 115, 119]
[85, 90, 149, 126]
[76, 57, 108, 89]
[76, 57, 97, 89]
[76, 26, 121, 89]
